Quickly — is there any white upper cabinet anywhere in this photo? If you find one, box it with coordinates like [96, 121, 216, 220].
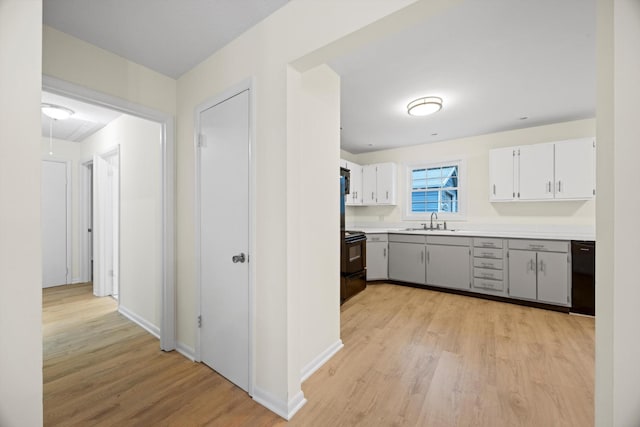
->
[362, 162, 397, 205]
[375, 163, 396, 205]
[489, 147, 516, 201]
[518, 143, 555, 200]
[554, 138, 595, 199]
[362, 164, 377, 205]
[340, 158, 363, 205]
[489, 138, 595, 202]
[345, 160, 363, 206]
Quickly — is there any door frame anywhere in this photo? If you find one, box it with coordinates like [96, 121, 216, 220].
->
[79, 160, 92, 284]
[43, 75, 176, 351]
[194, 78, 256, 396]
[41, 158, 72, 286]
[89, 146, 121, 299]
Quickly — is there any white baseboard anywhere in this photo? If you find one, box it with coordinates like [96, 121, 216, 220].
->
[301, 339, 344, 383]
[176, 341, 196, 361]
[287, 391, 307, 420]
[252, 387, 307, 420]
[118, 305, 160, 339]
[71, 277, 83, 284]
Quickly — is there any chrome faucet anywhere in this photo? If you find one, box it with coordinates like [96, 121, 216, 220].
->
[430, 212, 438, 230]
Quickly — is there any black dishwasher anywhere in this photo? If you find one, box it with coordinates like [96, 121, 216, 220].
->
[571, 241, 595, 316]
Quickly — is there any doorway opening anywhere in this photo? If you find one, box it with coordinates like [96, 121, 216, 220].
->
[42, 75, 176, 351]
[88, 147, 120, 300]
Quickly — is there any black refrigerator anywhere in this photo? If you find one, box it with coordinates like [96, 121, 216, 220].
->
[340, 167, 366, 304]
[340, 168, 348, 303]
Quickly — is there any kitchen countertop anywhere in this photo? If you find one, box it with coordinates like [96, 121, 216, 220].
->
[348, 227, 595, 241]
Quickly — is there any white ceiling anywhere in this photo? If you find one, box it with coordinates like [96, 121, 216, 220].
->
[43, 0, 290, 79]
[42, 0, 595, 153]
[41, 92, 121, 142]
[330, 0, 596, 153]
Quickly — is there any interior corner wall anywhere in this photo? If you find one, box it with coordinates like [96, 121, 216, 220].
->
[81, 115, 163, 332]
[41, 138, 83, 283]
[176, 0, 423, 414]
[0, 1, 43, 426]
[346, 118, 596, 227]
[43, 26, 177, 116]
[596, 0, 640, 425]
[290, 64, 342, 383]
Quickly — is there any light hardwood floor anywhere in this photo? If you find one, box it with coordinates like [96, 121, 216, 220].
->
[44, 283, 594, 426]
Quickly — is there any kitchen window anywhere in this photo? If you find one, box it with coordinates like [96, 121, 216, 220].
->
[405, 161, 464, 219]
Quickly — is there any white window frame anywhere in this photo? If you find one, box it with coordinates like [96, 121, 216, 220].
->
[403, 159, 466, 221]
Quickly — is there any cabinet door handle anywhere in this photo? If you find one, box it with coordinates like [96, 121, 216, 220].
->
[557, 181, 562, 193]
[547, 181, 551, 193]
[493, 184, 496, 195]
[539, 260, 545, 273]
[383, 248, 386, 257]
[421, 251, 424, 264]
[371, 192, 374, 200]
[528, 259, 535, 272]
[386, 191, 389, 199]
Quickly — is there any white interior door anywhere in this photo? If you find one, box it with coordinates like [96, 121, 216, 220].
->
[42, 160, 68, 288]
[93, 152, 119, 298]
[199, 89, 250, 391]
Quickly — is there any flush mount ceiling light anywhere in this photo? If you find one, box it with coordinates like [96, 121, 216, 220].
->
[41, 103, 74, 121]
[407, 96, 443, 117]
[42, 103, 74, 156]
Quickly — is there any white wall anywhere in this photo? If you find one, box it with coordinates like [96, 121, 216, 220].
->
[175, 0, 429, 414]
[41, 138, 83, 283]
[0, 1, 43, 426]
[82, 114, 163, 332]
[287, 64, 342, 380]
[595, 0, 640, 425]
[43, 26, 176, 116]
[345, 118, 596, 228]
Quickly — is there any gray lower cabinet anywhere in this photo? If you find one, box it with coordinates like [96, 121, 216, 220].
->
[388, 234, 426, 285]
[366, 234, 388, 281]
[472, 238, 507, 296]
[507, 239, 570, 306]
[426, 236, 471, 290]
[537, 251, 570, 305]
[507, 249, 538, 300]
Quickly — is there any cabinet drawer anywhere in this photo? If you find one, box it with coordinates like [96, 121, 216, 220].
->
[473, 258, 503, 270]
[474, 238, 503, 249]
[389, 234, 427, 244]
[473, 247, 503, 259]
[366, 233, 388, 243]
[426, 236, 471, 246]
[508, 239, 569, 253]
[474, 268, 503, 281]
[473, 278, 504, 291]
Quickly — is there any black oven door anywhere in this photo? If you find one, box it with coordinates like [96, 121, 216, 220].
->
[344, 237, 366, 275]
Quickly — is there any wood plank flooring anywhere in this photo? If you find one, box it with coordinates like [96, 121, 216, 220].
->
[43, 283, 594, 426]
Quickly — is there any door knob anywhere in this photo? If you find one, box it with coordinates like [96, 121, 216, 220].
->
[232, 253, 246, 263]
